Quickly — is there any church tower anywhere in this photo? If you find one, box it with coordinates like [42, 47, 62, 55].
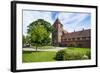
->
[52, 18, 63, 46]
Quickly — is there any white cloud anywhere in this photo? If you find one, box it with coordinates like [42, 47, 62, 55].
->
[56, 12, 90, 32]
[23, 10, 91, 35]
[23, 10, 53, 35]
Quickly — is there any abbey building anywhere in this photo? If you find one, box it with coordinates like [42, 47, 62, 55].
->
[52, 18, 91, 48]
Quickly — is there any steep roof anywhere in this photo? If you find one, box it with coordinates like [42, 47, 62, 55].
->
[53, 18, 63, 26]
[62, 29, 91, 39]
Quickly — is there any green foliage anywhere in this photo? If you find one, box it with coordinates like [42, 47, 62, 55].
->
[55, 50, 66, 60]
[27, 19, 54, 34]
[55, 50, 83, 61]
[22, 35, 26, 45]
[86, 50, 91, 59]
[64, 48, 91, 60]
[64, 50, 83, 60]
[25, 35, 31, 44]
[30, 24, 50, 50]
[27, 19, 54, 50]
[82, 55, 88, 59]
[22, 35, 31, 47]
[55, 48, 91, 61]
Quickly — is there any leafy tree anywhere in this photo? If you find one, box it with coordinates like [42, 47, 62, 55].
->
[22, 35, 31, 47]
[29, 24, 50, 51]
[27, 19, 54, 34]
[27, 19, 55, 51]
[25, 35, 31, 45]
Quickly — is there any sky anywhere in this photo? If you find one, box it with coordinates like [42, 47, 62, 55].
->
[23, 10, 91, 35]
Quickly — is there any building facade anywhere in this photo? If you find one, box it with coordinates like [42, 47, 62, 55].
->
[52, 18, 91, 48]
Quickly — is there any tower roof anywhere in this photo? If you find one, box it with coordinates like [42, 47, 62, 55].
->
[53, 18, 63, 26]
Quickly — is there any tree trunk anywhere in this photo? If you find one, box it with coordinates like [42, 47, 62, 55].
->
[36, 46, 38, 51]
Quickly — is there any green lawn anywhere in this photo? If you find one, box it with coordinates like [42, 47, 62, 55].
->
[22, 51, 56, 63]
[22, 47, 91, 63]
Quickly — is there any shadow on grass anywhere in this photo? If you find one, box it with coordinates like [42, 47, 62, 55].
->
[22, 51, 47, 54]
[23, 51, 33, 54]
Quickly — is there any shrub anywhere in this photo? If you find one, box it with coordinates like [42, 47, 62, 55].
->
[55, 50, 66, 61]
[86, 50, 91, 59]
[64, 51, 83, 60]
[55, 48, 90, 61]
[82, 55, 88, 59]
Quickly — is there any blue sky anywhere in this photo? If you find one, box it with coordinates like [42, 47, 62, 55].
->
[23, 10, 91, 35]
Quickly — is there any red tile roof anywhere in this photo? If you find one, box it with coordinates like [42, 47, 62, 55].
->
[62, 29, 91, 39]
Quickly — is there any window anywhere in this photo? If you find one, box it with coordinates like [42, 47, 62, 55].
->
[72, 38, 75, 41]
[68, 38, 71, 41]
[77, 38, 80, 40]
[86, 37, 90, 40]
[82, 37, 86, 40]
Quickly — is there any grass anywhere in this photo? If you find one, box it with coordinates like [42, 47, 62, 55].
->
[22, 51, 56, 63]
[22, 47, 91, 63]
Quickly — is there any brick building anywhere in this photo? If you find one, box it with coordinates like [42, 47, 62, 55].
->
[52, 18, 91, 48]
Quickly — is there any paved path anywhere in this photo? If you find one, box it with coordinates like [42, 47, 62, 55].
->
[23, 47, 66, 52]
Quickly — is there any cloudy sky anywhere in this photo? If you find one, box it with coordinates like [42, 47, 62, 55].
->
[23, 10, 91, 35]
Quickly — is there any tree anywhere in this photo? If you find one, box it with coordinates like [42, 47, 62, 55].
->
[27, 19, 54, 34]
[25, 35, 31, 46]
[27, 19, 55, 51]
[22, 35, 31, 47]
[30, 24, 50, 51]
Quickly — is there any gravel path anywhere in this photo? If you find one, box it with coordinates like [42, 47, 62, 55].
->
[23, 47, 66, 52]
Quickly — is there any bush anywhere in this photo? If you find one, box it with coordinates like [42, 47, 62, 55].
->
[86, 50, 91, 59]
[55, 49, 90, 61]
[82, 55, 88, 59]
[55, 50, 66, 61]
[64, 51, 83, 60]
[55, 50, 83, 61]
